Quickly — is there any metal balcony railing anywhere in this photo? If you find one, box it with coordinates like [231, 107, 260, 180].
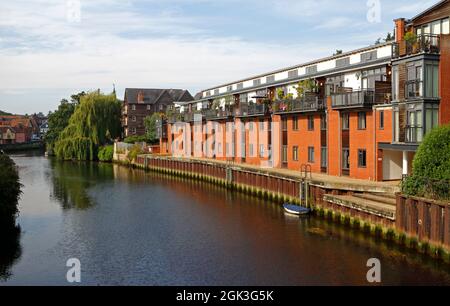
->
[331, 89, 376, 109]
[273, 94, 325, 113]
[392, 34, 440, 58]
[204, 109, 233, 120]
[237, 103, 268, 116]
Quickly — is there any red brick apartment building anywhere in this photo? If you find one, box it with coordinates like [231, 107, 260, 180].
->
[161, 1, 450, 182]
[122, 88, 194, 137]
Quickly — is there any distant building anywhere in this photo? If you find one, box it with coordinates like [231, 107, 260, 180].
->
[0, 115, 35, 144]
[122, 88, 194, 137]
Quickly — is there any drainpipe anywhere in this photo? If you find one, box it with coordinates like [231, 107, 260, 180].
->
[373, 106, 377, 181]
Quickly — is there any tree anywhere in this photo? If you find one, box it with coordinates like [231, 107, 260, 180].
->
[0, 154, 22, 222]
[45, 98, 77, 150]
[54, 91, 122, 161]
[384, 32, 394, 42]
[402, 124, 450, 200]
[333, 50, 343, 56]
[144, 113, 162, 144]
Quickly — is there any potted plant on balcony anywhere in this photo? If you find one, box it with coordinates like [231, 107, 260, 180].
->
[404, 32, 418, 54]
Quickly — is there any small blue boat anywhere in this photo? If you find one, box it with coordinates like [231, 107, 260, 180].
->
[283, 203, 311, 216]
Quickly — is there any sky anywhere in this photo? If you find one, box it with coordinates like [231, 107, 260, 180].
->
[0, 0, 440, 114]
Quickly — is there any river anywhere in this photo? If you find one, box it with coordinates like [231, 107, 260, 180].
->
[1, 153, 449, 285]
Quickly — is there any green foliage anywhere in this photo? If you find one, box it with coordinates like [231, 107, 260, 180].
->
[404, 32, 418, 44]
[144, 113, 162, 144]
[0, 110, 12, 115]
[0, 155, 22, 221]
[333, 50, 343, 56]
[296, 79, 317, 98]
[402, 124, 450, 200]
[98, 145, 114, 162]
[127, 144, 143, 163]
[46, 99, 77, 149]
[54, 91, 122, 161]
[124, 135, 149, 144]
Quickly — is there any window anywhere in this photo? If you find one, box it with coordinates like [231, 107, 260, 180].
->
[308, 147, 315, 163]
[205, 91, 211, 97]
[282, 146, 288, 163]
[292, 116, 299, 130]
[227, 85, 233, 92]
[394, 110, 400, 142]
[358, 149, 367, 168]
[240, 94, 248, 104]
[132, 116, 137, 122]
[131, 127, 137, 134]
[253, 79, 261, 86]
[425, 62, 439, 98]
[320, 114, 327, 130]
[361, 51, 377, 62]
[259, 120, 264, 131]
[249, 122, 253, 132]
[392, 66, 399, 101]
[293, 146, 299, 161]
[237, 83, 244, 90]
[282, 118, 288, 131]
[342, 148, 350, 170]
[214, 89, 220, 95]
[249, 144, 254, 157]
[342, 113, 349, 130]
[288, 70, 298, 78]
[358, 112, 366, 130]
[226, 143, 229, 156]
[159, 104, 164, 111]
[321, 147, 327, 168]
[362, 67, 387, 89]
[443, 18, 450, 35]
[379, 111, 384, 129]
[260, 144, 265, 158]
[132, 105, 136, 111]
[266, 75, 275, 83]
[336, 57, 350, 68]
[306, 65, 317, 74]
[307, 116, 314, 131]
[147, 105, 151, 110]
[425, 105, 439, 134]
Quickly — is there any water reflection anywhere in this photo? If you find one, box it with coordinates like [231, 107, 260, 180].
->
[0, 221, 22, 281]
[49, 160, 114, 210]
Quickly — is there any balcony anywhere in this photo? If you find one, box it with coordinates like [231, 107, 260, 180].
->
[392, 34, 440, 59]
[236, 103, 268, 117]
[204, 109, 233, 121]
[331, 89, 377, 109]
[273, 94, 325, 114]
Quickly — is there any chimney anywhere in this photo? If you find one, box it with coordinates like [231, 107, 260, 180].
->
[394, 18, 406, 42]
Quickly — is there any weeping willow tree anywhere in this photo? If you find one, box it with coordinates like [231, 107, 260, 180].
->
[54, 91, 122, 161]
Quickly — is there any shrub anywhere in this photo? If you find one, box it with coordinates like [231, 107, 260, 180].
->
[98, 145, 114, 162]
[127, 144, 143, 163]
[124, 135, 148, 144]
[402, 124, 450, 200]
[0, 155, 22, 220]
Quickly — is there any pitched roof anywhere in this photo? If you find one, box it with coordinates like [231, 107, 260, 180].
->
[124, 88, 193, 104]
[409, 0, 449, 22]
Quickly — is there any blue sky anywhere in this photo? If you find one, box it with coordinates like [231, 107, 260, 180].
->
[0, 0, 440, 114]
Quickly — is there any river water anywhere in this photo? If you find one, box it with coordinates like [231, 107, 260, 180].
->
[1, 153, 449, 285]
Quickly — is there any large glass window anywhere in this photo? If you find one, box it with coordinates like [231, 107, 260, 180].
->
[292, 116, 299, 131]
[282, 145, 288, 163]
[308, 116, 314, 131]
[379, 111, 384, 129]
[425, 105, 439, 134]
[293, 146, 299, 161]
[443, 18, 450, 35]
[425, 62, 439, 98]
[394, 110, 400, 142]
[392, 66, 399, 101]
